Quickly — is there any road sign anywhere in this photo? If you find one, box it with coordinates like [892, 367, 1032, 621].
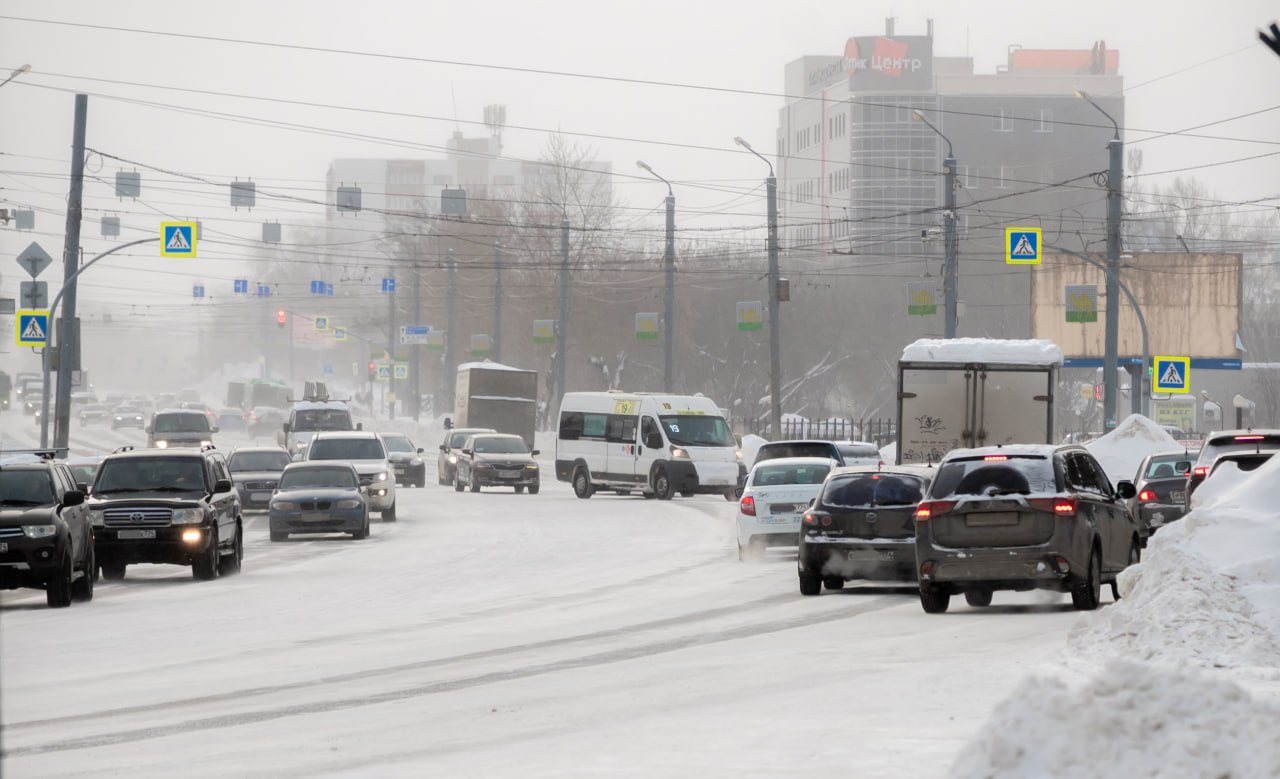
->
[322, 362, 334, 376]
[333, 327, 348, 341]
[393, 363, 409, 380]
[192, 283, 205, 299]
[160, 222, 198, 258]
[325, 282, 334, 296]
[256, 284, 271, 298]
[19, 280, 47, 309]
[1065, 284, 1098, 322]
[16, 309, 49, 347]
[314, 316, 329, 332]
[635, 313, 659, 341]
[1153, 355, 1190, 393]
[1005, 227, 1041, 265]
[533, 320, 555, 345]
[399, 324, 431, 345]
[376, 364, 392, 381]
[381, 277, 396, 293]
[234, 278, 249, 294]
[906, 281, 938, 316]
[737, 301, 763, 331]
[16, 242, 54, 278]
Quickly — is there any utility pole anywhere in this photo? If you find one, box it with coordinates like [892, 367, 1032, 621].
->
[765, 173, 782, 439]
[54, 94, 88, 451]
[492, 242, 503, 363]
[637, 161, 677, 392]
[911, 110, 959, 338]
[557, 218, 570, 405]
[411, 260, 421, 421]
[445, 248, 456, 410]
[387, 274, 395, 419]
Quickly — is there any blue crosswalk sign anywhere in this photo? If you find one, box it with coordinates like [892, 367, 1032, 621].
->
[16, 310, 49, 347]
[1153, 355, 1190, 393]
[1006, 227, 1041, 264]
[160, 222, 197, 257]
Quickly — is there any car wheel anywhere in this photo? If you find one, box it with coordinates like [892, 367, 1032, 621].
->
[723, 490, 736, 502]
[1071, 546, 1102, 611]
[454, 471, 465, 492]
[1112, 540, 1140, 601]
[823, 576, 845, 591]
[100, 560, 127, 581]
[382, 502, 397, 522]
[218, 523, 243, 576]
[653, 467, 674, 500]
[799, 572, 821, 596]
[352, 511, 369, 540]
[192, 527, 219, 580]
[964, 589, 993, 608]
[919, 585, 951, 614]
[572, 467, 593, 499]
[46, 552, 74, 608]
[528, 483, 540, 495]
[515, 485, 525, 494]
[270, 531, 287, 542]
[71, 540, 95, 602]
[469, 473, 481, 493]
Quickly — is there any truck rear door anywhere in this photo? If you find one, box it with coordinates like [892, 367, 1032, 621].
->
[976, 369, 1053, 448]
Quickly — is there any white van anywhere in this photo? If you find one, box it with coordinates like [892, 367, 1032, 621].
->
[556, 392, 745, 500]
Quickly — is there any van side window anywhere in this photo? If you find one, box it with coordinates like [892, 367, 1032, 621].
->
[559, 412, 584, 441]
[606, 415, 637, 444]
[641, 417, 663, 449]
[581, 413, 607, 439]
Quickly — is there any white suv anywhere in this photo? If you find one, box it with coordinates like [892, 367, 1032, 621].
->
[303, 432, 398, 521]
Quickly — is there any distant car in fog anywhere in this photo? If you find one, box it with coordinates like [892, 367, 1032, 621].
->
[111, 406, 147, 430]
[379, 433, 427, 488]
[216, 407, 247, 433]
[77, 404, 111, 425]
[65, 454, 106, 490]
[247, 406, 286, 437]
[228, 446, 292, 512]
[146, 409, 217, 449]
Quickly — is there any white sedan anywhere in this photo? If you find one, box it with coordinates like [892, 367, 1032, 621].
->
[736, 457, 837, 559]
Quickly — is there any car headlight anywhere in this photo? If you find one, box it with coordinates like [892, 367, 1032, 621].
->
[474, 462, 493, 469]
[271, 500, 297, 511]
[156, 440, 168, 448]
[671, 447, 690, 459]
[374, 472, 388, 482]
[409, 458, 422, 466]
[335, 499, 361, 509]
[115, 416, 123, 421]
[90, 510, 104, 527]
[23, 525, 57, 539]
[525, 463, 539, 470]
[171, 508, 204, 524]
[200, 440, 212, 447]
[735, 449, 743, 461]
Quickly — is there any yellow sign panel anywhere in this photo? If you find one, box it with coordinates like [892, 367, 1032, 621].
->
[613, 400, 637, 415]
[160, 221, 198, 258]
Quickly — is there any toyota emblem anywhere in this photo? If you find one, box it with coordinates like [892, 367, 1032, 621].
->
[130, 512, 145, 522]
[865, 512, 878, 523]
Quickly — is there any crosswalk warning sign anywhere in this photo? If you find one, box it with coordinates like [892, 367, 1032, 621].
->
[1005, 227, 1042, 265]
[1153, 355, 1190, 393]
[16, 309, 49, 346]
[160, 221, 198, 257]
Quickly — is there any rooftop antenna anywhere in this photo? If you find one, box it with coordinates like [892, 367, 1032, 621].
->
[484, 104, 508, 151]
[451, 85, 460, 131]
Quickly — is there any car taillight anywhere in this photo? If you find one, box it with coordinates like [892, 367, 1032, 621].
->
[915, 500, 956, 521]
[1234, 435, 1264, 442]
[1192, 466, 1209, 479]
[1138, 489, 1157, 502]
[739, 496, 756, 516]
[983, 455, 1008, 461]
[1028, 497, 1077, 515]
[803, 512, 817, 525]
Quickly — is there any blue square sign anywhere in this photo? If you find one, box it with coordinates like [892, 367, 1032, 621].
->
[381, 277, 396, 294]
[160, 222, 197, 258]
[1154, 355, 1190, 393]
[1006, 227, 1041, 265]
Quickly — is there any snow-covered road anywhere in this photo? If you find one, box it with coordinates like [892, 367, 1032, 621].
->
[2, 417, 1086, 777]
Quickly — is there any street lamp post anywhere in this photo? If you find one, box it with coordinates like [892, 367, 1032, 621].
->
[1076, 87, 1124, 430]
[912, 110, 959, 338]
[734, 136, 782, 439]
[636, 161, 676, 393]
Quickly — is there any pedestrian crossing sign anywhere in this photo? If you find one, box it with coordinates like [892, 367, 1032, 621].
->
[160, 221, 197, 257]
[1005, 227, 1041, 265]
[314, 316, 329, 332]
[16, 309, 49, 346]
[1153, 355, 1190, 393]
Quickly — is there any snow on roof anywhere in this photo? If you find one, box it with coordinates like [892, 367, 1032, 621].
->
[900, 338, 1063, 366]
[291, 400, 350, 411]
[1085, 414, 1180, 486]
[457, 361, 529, 372]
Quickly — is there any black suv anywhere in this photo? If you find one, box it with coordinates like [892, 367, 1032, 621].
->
[146, 409, 217, 449]
[0, 454, 95, 607]
[88, 446, 243, 581]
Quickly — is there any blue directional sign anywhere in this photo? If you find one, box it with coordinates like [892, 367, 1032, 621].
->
[192, 284, 205, 299]
[381, 277, 396, 294]
[1154, 355, 1191, 394]
[310, 280, 327, 295]
[325, 282, 334, 296]
[256, 284, 271, 298]
[16, 309, 49, 347]
[234, 278, 249, 294]
[1005, 227, 1041, 265]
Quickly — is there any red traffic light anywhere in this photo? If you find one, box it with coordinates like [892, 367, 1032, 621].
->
[276, 309, 287, 327]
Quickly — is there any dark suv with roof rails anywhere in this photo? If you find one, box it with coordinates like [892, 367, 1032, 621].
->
[0, 453, 95, 607]
[88, 445, 242, 581]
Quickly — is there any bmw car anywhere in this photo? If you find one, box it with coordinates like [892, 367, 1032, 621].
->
[268, 462, 369, 541]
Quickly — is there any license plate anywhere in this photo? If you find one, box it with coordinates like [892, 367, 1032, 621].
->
[770, 503, 795, 514]
[762, 516, 794, 525]
[394, 466, 406, 472]
[966, 512, 1019, 527]
[1170, 491, 1185, 503]
[302, 512, 330, 522]
[846, 549, 894, 562]
[117, 529, 157, 540]
[0, 542, 7, 553]
[499, 470, 521, 479]
[251, 491, 271, 501]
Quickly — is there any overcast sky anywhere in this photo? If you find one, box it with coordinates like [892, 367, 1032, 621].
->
[1, 0, 1277, 316]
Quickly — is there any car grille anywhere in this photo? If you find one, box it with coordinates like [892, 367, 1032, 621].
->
[0, 527, 25, 540]
[358, 474, 376, 487]
[300, 501, 333, 511]
[103, 507, 173, 528]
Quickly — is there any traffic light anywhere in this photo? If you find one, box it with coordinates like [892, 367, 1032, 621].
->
[276, 309, 287, 328]
[367, 361, 376, 382]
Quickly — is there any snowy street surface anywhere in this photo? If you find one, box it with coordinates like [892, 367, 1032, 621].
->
[0, 417, 1083, 777]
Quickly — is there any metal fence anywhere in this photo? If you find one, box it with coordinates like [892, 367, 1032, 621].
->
[740, 416, 896, 447]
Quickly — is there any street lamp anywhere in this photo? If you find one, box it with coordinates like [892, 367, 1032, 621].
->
[0, 64, 31, 90]
[912, 110, 960, 338]
[636, 160, 677, 393]
[734, 136, 782, 439]
[1075, 87, 1124, 431]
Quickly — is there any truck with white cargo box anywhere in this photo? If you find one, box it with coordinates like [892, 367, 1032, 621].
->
[896, 338, 1061, 465]
[556, 392, 745, 500]
[453, 363, 538, 448]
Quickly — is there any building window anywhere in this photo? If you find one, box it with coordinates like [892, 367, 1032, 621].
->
[996, 165, 1012, 189]
[962, 165, 978, 189]
[993, 108, 1013, 132]
[1035, 109, 1054, 133]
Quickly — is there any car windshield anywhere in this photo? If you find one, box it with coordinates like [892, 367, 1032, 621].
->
[449, 431, 486, 448]
[382, 436, 416, 453]
[659, 415, 734, 447]
[279, 467, 358, 490]
[0, 470, 56, 505]
[115, 407, 141, 415]
[154, 414, 211, 433]
[751, 462, 831, 486]
[94, 457, 207, 493]
[930, 456, 1058, 497]
[1143, 455, 1189, 480]
[836, 444, 880, 461]
[823, 473, 927, 508]
[308, 438, 385, 461]
[472, 437, 529, 454]
[1213, 454, 1273, 474]
[755, 442, 835, 464]
[67, 465, 97, 485]
[292, 409, 353, 431]
[229, 451, 292, 473]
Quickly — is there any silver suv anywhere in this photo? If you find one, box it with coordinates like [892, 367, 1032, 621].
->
[303, 432, 397, 521]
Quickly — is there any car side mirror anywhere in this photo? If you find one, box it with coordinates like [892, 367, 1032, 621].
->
[1115, 481, 1136, 500]
[214, 478, 233, 494]
[211, 426, 220, 434]
[444, 418, 454, 430]
[356, 422, 363, 431]
[63, 490, 85, 507]
[1175, 461, 1191, 474]
[417, 447, 424, 454]
[439, 444, 448, 452]
[282, 422, 291, 433]
[462, 448, 473, 456]
[531, 449, 540, 456]
[734, 486, 744, 499]
[144, 426, 152, 434]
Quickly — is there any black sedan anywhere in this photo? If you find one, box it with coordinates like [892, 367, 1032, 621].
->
[78, 404, 112, 426]
[379, 433, 426, 487]
[1126, 451, 1195, 544]
[228, 447, 293, 513]
[453, 434, 541, 493]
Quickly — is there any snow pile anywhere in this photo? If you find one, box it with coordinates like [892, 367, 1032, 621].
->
[900, 338, 1062, 366]
[879, 441, 897, 463]
[456, 361, 529, 372]
[950, 661, 1280, 779]
[739, 434, 766, 466]
[1085, 413, 1180, 486]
